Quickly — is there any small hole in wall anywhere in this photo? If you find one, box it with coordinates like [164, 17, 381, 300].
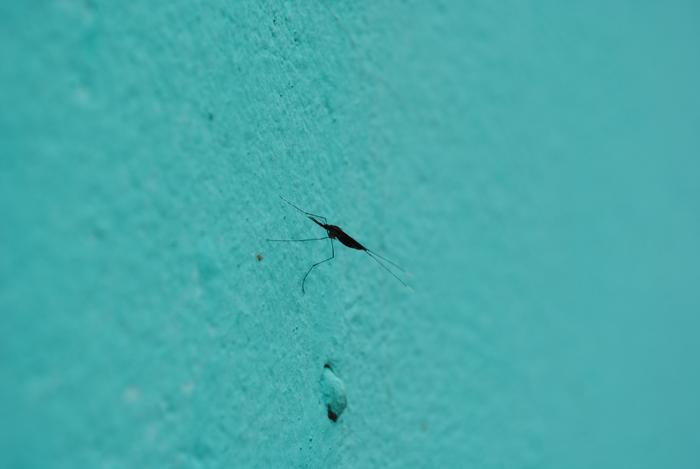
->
[320, 363, 347, 423]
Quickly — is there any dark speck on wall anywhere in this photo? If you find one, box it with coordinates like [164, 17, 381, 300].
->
[256, 253, 264, 261]
[327, 406, 338, 422]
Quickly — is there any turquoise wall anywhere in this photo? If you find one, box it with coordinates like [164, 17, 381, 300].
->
[2, 1, 699, 468]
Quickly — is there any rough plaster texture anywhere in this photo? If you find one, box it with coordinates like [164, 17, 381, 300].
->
[1, 1, 700, 468]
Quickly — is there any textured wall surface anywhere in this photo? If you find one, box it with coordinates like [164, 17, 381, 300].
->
[2, 1, 699, 468]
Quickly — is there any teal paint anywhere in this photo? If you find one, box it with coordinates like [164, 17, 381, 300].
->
[1, 1, 699, 468]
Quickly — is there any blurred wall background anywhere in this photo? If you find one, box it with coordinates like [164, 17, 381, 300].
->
[1, 1, 699, 468]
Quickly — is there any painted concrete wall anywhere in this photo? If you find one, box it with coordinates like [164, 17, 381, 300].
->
[2, 1, 699, 468]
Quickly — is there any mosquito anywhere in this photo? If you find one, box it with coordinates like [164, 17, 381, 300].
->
[267, 195, 408, 294]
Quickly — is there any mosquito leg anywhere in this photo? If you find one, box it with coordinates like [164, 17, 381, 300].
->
[366, 251, 408, 288]
[301, 238, 335, 294]
[366, 249, 405, 272]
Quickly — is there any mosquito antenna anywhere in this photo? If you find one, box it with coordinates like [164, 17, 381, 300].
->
[366, 251, 408, 287]
[366, 249, 405, 273]
[279, 195, 327, 223]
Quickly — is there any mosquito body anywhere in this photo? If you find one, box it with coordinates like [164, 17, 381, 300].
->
[267, 196, 407, 294]
[309, 218, 365, 251]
